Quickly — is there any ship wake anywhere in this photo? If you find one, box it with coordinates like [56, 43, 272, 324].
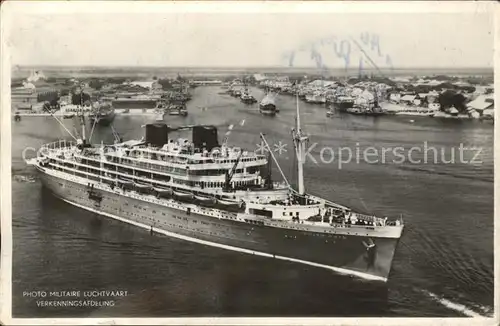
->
[421, 289, 493, 318]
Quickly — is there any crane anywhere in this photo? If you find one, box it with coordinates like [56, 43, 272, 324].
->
[224, 150, 243, 192]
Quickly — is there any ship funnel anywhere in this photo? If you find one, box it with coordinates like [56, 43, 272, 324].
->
[145, 123, 169, 147]
[192, 125, 219, 151]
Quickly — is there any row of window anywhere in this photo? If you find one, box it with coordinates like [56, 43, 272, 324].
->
[51, 159, 260, 190]
[108, 153, 262, 174]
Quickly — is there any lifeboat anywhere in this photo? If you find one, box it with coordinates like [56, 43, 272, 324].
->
[153, 186, 173, 197]
[194, 194, 217, 204]
[173, 189, 194, 200]
[217, 198, 245, 209]
[134, 182, 152, 192]
[118, 177, 134, 186]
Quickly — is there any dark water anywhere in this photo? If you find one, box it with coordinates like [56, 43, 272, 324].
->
[11, 86, 494, 318]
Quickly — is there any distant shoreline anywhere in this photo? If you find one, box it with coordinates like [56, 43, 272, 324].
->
[12, 65, 493, 79]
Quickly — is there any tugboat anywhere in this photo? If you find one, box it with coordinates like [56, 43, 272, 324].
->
[232, 89, 242, 98]
[240, 88, 257, 104]
[259, 92, 278, 116]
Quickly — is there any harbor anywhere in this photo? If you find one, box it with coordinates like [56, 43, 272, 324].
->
[257, 75, 494, 121]
[12, 68, 494, 124]
[12, 76, 494, 318]
[6, 4, 495, 323]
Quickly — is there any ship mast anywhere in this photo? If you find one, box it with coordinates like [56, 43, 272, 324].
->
[79, 83, 87, 145]
[292, 84, 308, 195]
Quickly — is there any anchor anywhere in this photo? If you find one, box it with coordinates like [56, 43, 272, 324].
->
[362, 238, 377, 269]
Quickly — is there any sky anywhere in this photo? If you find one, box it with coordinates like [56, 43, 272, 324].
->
[5, 7, 494, 69]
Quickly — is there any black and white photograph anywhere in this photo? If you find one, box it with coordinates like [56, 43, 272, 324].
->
[0, 1, 497, 324]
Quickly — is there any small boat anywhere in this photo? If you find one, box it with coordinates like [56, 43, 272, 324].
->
[118, 177, 134, 186]
[173, 189, 194, 199]
[305, 91, 326, 104]
[194, 194, 217, 204]
[346, 106, 367, 115]
[259, 93, 277, 116]
[240, 89, 257, 104]
[326, 110, 334, 117]
[63, 114, 75, 119]
[134, 182, 152, 191]
[217, 198, 245, 209]
[345, 103, 385, 116]
[368, 106, 386, 116]
[14, 112, 21, 122]
[168, 104, 188, 116]
[153, 186, 173, 196]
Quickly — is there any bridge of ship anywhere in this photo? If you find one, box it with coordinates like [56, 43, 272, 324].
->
[243, 197, 392, 228]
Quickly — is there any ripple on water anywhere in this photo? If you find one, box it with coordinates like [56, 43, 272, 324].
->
[11, 86, 494, 317]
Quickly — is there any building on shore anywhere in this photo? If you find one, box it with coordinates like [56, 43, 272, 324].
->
[190, 80, 223, 86]
[466, 94, 494, 118]
[11, 84, 38, 111]
[400, 94, 417, 106]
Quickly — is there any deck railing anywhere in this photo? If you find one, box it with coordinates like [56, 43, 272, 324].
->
[41, 140, 77, 152]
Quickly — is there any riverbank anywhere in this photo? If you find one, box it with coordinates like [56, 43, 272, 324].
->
[14, 109, 163, 118]
[380, 102, 493, 120]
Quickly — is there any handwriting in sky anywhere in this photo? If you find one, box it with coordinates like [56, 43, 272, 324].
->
[283, 32, 394, 74]
[360, 32, 382, 57]
[332, 39, 351, 70]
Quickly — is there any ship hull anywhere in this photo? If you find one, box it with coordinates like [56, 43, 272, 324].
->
[111, 100, 158, 109]
[89, 111, 116, 126]
[37, 168, 400, 281]
[241, 98, 257, 104]
[333, 102, 355, 112]
[259, 104, 277, 116]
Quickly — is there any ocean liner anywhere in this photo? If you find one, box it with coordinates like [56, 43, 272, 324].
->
[26, 92, 404, 282]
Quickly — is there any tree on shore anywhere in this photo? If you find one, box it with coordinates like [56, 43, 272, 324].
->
[438, 90, 468, 112]
[158, 78, 173, 90]
[71, 91, 91, 105]
[89, 79, 104, 90]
